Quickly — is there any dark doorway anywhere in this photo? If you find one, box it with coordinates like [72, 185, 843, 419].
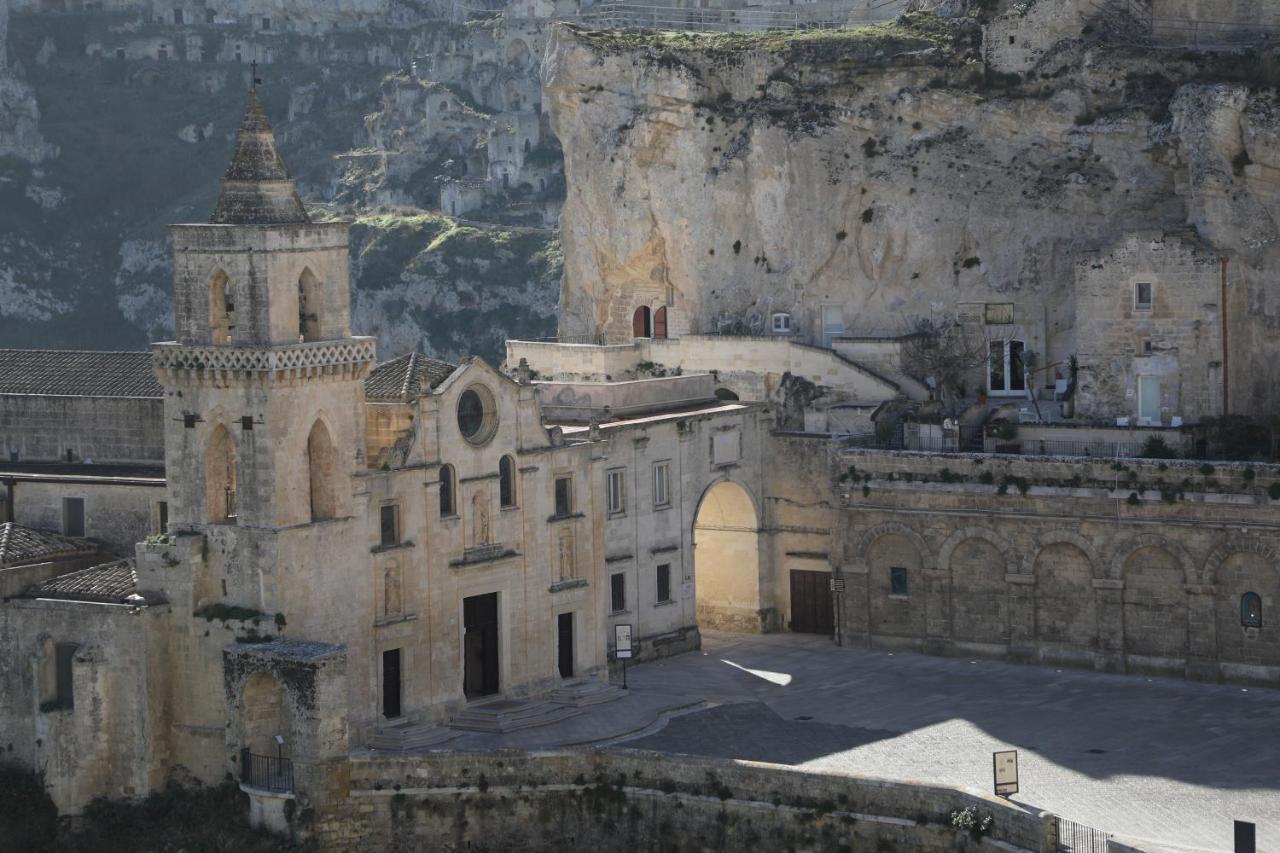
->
[632, 306, 651, 338]
[557, 612, 574, 678]
[382, 648, 402, 718]
[464, 593, 500, 698]
[790, 570, 834, 636]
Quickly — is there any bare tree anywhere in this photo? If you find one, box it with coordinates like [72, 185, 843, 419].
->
[900, 315, 993, 406]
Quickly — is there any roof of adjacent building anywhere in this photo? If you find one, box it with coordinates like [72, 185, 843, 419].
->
[210, 90, 310, 226]
[22, 558, 139, 604]
[0, 522, 98, 568]
[0, 350, 163, 398]
[365, 351, 459, 402]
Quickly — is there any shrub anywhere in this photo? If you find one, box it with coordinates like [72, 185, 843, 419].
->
[1141, 435, 1178, 459]
[0, 762, 58, 853]
[1199, 463, 1216, 476]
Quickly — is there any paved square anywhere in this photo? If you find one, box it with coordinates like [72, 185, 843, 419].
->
[616, 632, 1280, 852]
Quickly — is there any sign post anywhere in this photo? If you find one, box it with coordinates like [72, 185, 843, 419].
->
[614, 624, 633, 690]
[993, 750, 1018, 798]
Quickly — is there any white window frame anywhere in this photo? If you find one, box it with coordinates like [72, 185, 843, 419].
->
[1134, 281, 1153, 312]
[606, 468, 626, 516]
[652, 461, 671, 509]
[771, 312, 791, 334]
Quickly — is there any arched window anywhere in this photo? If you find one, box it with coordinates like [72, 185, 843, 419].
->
[632, 305, 651, 339]
[298, 268, 321, 342]
[499, 455, 516, 508]
[209, 270, 234, 345]
[1242, 592, 1263, 628]
[307, 420, 337, 522]
[439, 464, 456, 517]
[206, 424, 237, 523]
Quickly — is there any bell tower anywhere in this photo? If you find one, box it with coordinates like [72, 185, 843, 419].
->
[153, 88, 374, 616]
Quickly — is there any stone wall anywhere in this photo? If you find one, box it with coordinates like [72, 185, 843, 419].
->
[300, 749, 1049, 851]
[0, 395, 164, 464]
[9, 480, 165, 552]
[831, 450, 1280, 685]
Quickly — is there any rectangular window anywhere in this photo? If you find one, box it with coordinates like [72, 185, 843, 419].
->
[55, 643, 76, 710]
[173, 8, 183, 24]
[652, 462, 670, 508]
[610, 573, 626, 613]
[771, 312, 791, 334]
[261, 16, 271, 30]
[656, 564, 672, 604]
[63, 498, 85, 538]
[1134, 281, 1153, 312]
[155, 501, 169, 535]
[607, 469, 625, 515]
[890, 567, 908, 596]
[379, 504, 400, 547]
[984, 303, 1015, 325]
[554, 476, 573, 517]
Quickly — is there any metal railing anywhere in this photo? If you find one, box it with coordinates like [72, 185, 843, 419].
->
[240, 748, 294, 793]
[845, 425, 1192, 461]
[1053, 816, 1112, 852]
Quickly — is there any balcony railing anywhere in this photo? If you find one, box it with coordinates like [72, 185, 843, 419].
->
[240, 748, 293, 793]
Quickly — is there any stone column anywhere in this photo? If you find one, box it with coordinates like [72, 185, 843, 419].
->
[923, 567, 950, 657]
[1006, 573, 1036, 663]
[1184, 583, 1219, 683]
[842, 562, 871, 648]
[1092, 578, 1125, 673]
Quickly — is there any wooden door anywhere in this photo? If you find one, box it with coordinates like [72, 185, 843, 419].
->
[464, 593, 500, 698]
[790, 570, 834, 636]
[653, 306, 667, 339]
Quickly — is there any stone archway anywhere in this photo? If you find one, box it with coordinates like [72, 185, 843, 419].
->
[693, 480, 763, 632]
[239, 671, 292, 757]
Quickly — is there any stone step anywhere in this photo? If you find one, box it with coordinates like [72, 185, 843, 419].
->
[549, 679, 626, 708]
[449, 698, 583, 733]
[368, 721, 460, 751]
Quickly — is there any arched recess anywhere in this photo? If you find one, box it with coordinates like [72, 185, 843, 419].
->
[938, 528, 1011, 644]
[632, 305, 651, 339]
[1108, 534, 1196, 584]
[653, 306, 668, 339]
[307, 419, 338, 522]
[238, 671, 292, 757]
[439, 464, 456, 517]
[1032, 540, 1096, 647]
[1208, 539, 1280, 665]
[209, 269, 234, 345]
[298, 267, 322, 342]
[862, 524, 928, 639]
[693, 480, 762, 631]
[499, 455, 516, 508]
[1116, 539, 1189, 660]
[206, 424, 238, 523]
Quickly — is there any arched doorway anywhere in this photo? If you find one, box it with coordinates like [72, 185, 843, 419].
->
[632, 306, 652, 338]
[693, 481, 762, 632]
[239, 671, 291, 757]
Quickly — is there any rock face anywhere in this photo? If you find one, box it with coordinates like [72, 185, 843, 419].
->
[545, 16, 1280, 414]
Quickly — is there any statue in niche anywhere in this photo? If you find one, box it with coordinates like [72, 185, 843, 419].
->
[558, 531, 575, 580]
[384, 563, 402, 617]
[473, 492, 491, 546]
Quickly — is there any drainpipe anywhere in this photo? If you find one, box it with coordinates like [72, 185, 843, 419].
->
[3, 478, 13, 523]
[1220, 256, 1230, 415]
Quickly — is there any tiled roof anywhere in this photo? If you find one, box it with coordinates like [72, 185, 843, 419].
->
[210, 91, 310, 226]
[0, 350, 162, 398]
[0, 523, 97, 568]
[24, 559, 139, 604]
[365, 352, 458, 401]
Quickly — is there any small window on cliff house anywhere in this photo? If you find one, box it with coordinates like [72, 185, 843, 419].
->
[261, 16, 271, 30]
[158, 45, 169, 61]
[206, 9, 215, 23]
[1242, 592, 1263, 628]
[1134, 281, 1153, 312]
[890, 566, 908, 597]
[772, 313, 792, 334]
[115, 47, 125, 60]
[173, 9, 183, 25]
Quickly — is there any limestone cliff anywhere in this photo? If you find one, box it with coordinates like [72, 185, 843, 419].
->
[546, 14, 1280, 413]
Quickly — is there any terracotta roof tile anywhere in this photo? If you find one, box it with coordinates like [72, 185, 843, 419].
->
[0, 350, 162, 398]
[0, 523, 97, 568]
[24, 558, 138, 603]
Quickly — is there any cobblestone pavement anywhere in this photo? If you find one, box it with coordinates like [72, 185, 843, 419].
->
[615, 632, 1280, 852]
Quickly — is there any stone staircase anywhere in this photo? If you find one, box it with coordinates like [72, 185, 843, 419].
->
[549, 679, 626, 708]
[448, 697, 583, 733]
[368, 720, 460, 751]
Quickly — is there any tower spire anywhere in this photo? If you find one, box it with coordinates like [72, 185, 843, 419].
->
[210, 88, 309, 226]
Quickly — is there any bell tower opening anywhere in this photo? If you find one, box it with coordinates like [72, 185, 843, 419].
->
[298, 267, 321, 342]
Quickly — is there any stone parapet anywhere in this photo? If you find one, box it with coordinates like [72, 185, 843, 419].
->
[153, 337, 376, 384]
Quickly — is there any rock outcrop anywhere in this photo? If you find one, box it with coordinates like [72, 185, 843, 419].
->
[545, 14, 1280, 413]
